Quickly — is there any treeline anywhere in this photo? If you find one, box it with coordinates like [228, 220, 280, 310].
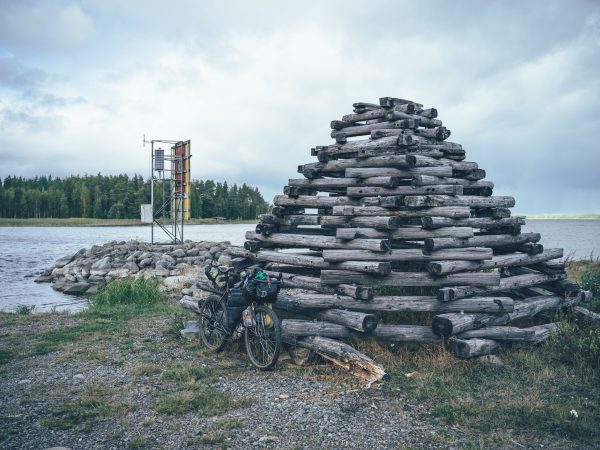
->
[0, 175, 271, 220]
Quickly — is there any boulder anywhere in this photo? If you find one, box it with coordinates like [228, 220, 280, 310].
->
[170, 249, 186, 258]
[91, 256, 111, 271]
[106, 268, 130, 279]
[62, 282, 92, 295]
[54, 254, 75, 268]
[125, 261, 140, 273]
[138, 257, 153, 268]
[186, 247, 200, 256]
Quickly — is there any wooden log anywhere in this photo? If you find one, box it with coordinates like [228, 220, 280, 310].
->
[379, 96, 421, 108]
[332, 205, 471, 218]
[386, 111, 442, 127]
[317, 309, 379, 333]
[421, 216, 526, 230]
[438, 273, 566, 302]
[320, 270, 500, 287]
[281, 319, 352, 339]
[336, 226, 474, 241]
[255, 250, 391, 275]
[371, 126, 450, 140]
[412, 176, 493, 190]
[280, 293, 514, 313]
[342, 108, 389, 122]
[323, 247, 493, 262]
[424, 233, 541, 251]
[273, 195, 360, 208]
[427, 249, 564, 275]
[574, 306, 600, 324]
[288, 176, 400, 190]
[330, 120, 416, 138]
[330, 120, 356, 130]
[300, 155, 450, 177]
[293, 336, 386, 383]
[449, 338, 501, 358]
[346, 166, 453, 179]
[404, 195, 516, 209]
[368, 325, 440, 343]
[457, 326, 535, 341]
[245, 231, 391, 252]
[473, 208, 511, 219]
[319, 215, 401, 230]
[263, 214, 321, 226]
[268, 271, 372, 300]
[346, 185, 463, 198]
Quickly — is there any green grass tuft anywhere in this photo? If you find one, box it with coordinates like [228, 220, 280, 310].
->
[15, 304, 35, 315]
[89, 277, 164, 308]
[162, 363, 215, 384]
[155, 388, 232, 416]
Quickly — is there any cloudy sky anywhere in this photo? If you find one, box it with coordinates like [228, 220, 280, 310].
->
[0, 0, 599, 213]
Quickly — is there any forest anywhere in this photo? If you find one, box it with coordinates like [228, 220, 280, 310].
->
[0, 175, 271, 220]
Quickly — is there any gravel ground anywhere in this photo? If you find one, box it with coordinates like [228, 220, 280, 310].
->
[0, 311, 583, 450]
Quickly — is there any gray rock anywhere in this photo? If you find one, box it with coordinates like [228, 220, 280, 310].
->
[138, 258, 153, 268]
[54, 254, 75, 268]
[91, 256, 111, 271]
[170, 249, 186, 258]
[125, 261, 140, 273]
[186, 247, 200, 256]
[62, 282, 92, 295]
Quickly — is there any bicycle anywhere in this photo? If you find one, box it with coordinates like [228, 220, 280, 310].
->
[199, 265, 282, 370]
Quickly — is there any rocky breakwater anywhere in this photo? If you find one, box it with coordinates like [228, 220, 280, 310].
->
[35, 240, 232, 295]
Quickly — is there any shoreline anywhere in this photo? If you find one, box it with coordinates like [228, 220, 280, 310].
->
[0, 218, 258, 227]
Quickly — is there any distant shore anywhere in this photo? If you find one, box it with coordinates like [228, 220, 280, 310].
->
[515, 214, 600, 220]
[0, 218, 258, 227]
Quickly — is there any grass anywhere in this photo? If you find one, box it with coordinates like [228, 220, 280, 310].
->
[161, 362, 215, 384]
[41, 383, 126, 431]
[15, 304, 35, 315]
[155, 388, 233, 416]
[0, 217, 257, 227]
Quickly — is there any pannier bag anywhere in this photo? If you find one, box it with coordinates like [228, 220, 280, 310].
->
[244, 269, 281, 303]
[226, 288, 250, 331]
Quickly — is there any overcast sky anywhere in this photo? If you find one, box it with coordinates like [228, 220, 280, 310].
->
[0, 0, 599, 213]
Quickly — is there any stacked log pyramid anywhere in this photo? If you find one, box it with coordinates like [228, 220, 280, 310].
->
[233, 96, 588, 362]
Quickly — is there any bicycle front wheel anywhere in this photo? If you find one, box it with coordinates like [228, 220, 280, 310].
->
[200, 294, 228, 352]
[244, 305, 281, 370]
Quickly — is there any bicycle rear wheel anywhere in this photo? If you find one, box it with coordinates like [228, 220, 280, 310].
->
[200, 294, 228, 352]
[244, 305, 281, 370]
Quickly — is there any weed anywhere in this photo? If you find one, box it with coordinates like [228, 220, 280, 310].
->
[156, 388, 232, 416]
[15, 304, 35, 315]
[41, 383, 124, 431]
[162, 363, 215, 384]
[89, 277, 164, 309]
[0, 348, 14, 365]
[126, 437, 147, 449]
[214, 418, 243, 430]
[200, 431, 228, 444]
[131, 364, 161, 376]
[140, 417, 155, 427]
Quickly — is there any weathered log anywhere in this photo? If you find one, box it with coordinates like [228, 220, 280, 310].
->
[267, 271, 372, 300]
[332, 205, 471, 218]
[433, 295, 566, 337]
[346, 184, 463, 198]
[424, 232, 541, 251]
[279, 293, 513, 313]
[449, 338, 501, 358]
[379, 96, 421, 108]
[300, 155, 448, 176]
[345, 166, 453, 179]
[317, 309, 379, 333]
[473, 208, 512, 219]
[371, 126, 450, 141]
[288, 176, 400, 190]
[320, 270, 500, 287]
[322, 247, 493, 262]
[336, 226, 474, 241]
[293, 336, 386, 383]
[330, 120, 416, 138]
[421, 216, 526, 230]
[437, 273, 566, 301]
[404, 195, 516, 209]
[457, 326, 535, 341]
[330, 120, 356, 130]
[320, 215, 401, 230]
[574, 306, 600, 324]
[281, 319, 352, 339]
[412, 175, 493, 188]
[255, 250, 391, 275]
[368, 325, 441, 343]
[386, 111, 442, 127]
[245, 231, 391, 252]
[273, 195, 359, 208]
[427, 248, 563, 275]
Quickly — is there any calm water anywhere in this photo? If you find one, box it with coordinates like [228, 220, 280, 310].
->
[0, 220, 598, 312]
[0, 224, 251, 313]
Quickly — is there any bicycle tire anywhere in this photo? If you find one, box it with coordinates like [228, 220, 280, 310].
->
[199, 294, 228, 352]
[244, 305, 281, 370]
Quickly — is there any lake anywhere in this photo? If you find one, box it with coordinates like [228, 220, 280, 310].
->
[0, 220, 598, 312]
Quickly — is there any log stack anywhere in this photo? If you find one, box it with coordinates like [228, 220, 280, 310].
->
[221, 97, 588, 371]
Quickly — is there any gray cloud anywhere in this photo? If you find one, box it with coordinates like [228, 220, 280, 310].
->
[0, 0, 599, 213]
